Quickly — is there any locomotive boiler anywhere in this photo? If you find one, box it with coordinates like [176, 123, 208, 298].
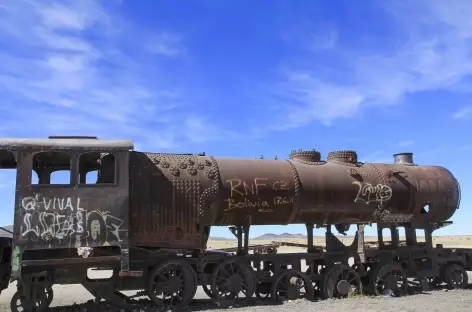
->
[129, 149, 460, 248]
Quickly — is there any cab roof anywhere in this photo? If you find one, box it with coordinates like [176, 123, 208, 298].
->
[0, 136, 134, 169]
[0, 136, 134, 151]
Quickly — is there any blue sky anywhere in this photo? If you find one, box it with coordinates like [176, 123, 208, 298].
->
[0, 0, 471, 239]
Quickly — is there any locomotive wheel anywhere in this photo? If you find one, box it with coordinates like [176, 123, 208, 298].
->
[271, 270, 314, 302]
[147, 259, 197, 307]
[369, 263, 407, 297]
[210, 258, 255, 306]
[322, 264, 362, 299]
[11, 288, 48, 312]
[444, 263, 468, 289]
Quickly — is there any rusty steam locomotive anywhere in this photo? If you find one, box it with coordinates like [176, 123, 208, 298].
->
[0, 136, 469, 311]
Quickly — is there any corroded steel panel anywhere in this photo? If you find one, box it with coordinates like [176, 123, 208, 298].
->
[129, 152, 203, 249]
[128, 149, 460, 236]
[210, 153, 458, 226]
[214, 158, 296, 226]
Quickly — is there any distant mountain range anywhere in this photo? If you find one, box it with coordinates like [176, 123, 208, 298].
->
[0, 225, 307, 240]
[252, 232, 307, 240]
[209, 232, 309, 240]
[209, 236, 233, 240]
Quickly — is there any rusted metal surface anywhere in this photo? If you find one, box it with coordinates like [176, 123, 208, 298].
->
[215, 157, 296, 225]
[128, 152, 210, 249]
[215, 151, 459, 225]
[127, 148, 460, 249]
[212, 150, 459, 226]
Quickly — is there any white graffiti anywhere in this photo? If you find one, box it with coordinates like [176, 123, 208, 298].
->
[352, 181, 392, 204]
[22, 210, 84, 239]
[20, 195, 124, 247]
[21, 195, 81, 211]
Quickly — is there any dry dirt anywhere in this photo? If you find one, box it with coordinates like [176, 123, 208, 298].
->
[206, 235, 472, 250]
[1, 236, 472, 311]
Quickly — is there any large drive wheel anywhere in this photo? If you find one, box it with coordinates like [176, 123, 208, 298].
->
[322, 264, 362, 299]
[369, 263, 408, 297]
[444, 263, 468, 289]
[210, 258, 256, 307]
[271, 270, 314, 302]
[147, 259, 197, 308]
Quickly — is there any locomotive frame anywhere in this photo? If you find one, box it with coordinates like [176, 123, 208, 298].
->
[0, 136, 470, 311]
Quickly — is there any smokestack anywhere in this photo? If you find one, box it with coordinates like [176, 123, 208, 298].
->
[393, 152, 415, 165]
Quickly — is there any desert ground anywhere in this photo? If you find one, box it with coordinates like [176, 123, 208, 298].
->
[205, 234, 472, 249]
[1, 235, 472, 311]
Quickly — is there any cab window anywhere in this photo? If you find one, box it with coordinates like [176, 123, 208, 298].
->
[78, 152, 116, 185]
[31, 151, 71, 185]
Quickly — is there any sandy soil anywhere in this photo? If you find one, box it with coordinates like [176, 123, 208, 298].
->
[1, 236, 471, 311]
[207, 235, 472, 250]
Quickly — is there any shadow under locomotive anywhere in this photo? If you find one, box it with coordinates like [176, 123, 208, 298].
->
[0, 136, 470, 312]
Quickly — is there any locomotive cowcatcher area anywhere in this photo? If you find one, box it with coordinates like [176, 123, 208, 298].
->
[0, 136, 470, 312]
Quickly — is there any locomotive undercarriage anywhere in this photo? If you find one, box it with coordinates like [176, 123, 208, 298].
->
[8, 221, 472, 312]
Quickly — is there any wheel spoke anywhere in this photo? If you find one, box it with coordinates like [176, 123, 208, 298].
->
[272, 271, 313, 302]
[370, 264, 407, 296]
[147, 260, 196, 307]
[323, 265, 362, 299]
[211, 259, 255, 305]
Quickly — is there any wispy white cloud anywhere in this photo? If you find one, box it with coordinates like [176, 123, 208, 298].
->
[267, 0, 472, 129]
[147, 31, 185, 57]
[2, 0, 470, 150]
[182, 115, 244, 144]
[0, 0, 221, 150]
[452, 106, 472, 119]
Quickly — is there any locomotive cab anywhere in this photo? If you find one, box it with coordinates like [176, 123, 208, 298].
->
[0, 136, 134, 280]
